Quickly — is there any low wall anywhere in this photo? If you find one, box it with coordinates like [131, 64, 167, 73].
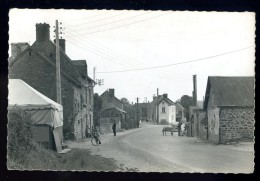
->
[100, 117, 121, 134]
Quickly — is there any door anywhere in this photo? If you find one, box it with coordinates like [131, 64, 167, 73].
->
[81, 118, 84, 139]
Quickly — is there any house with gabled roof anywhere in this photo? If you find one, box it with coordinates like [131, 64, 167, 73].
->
[156, 94, 176, 125]
[203, 76, 254, 144]
[8, 23, 95, 141]
[99, 89, 126, 133]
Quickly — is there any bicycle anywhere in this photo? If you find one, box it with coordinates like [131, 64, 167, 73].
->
[87, 126, 101, 146]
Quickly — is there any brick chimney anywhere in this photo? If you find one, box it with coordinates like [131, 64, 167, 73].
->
[109, 89, 115, 97]
[54, 39, 66, 52]
[36, 23, 50, 42]
[10, 42, 30, 60]
[163, 94, 168, 99]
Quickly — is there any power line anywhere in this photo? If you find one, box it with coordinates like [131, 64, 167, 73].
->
[67, 38, 140, 69]
[65, 11, 109, 25]
[65, 11, 149, 32]
[65, 11, 128, 28]
[95, 46, 254, 73]
[66, 27, 145, 68]
[66, 11, 173, 37]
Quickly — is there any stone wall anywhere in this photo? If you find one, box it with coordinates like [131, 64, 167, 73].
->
[219, 107, 254, 143]
[207, 91, 220, 144]
[100, 117, 121, 134]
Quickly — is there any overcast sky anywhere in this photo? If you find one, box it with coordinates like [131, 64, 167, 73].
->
[9, 9, 255, 103]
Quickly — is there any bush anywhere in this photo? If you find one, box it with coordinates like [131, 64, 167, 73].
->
[7, 107, 37, 169]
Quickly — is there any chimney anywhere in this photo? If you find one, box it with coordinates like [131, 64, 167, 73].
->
[109, 89, 115, 97]
[54, 39, 66, 52]
[163, 94, 168, 98]
[10, 42, 30, 59]
[193, 75, 197, 106]
[36, 23, 50, 42]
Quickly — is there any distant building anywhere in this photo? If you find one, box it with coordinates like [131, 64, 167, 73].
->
[9, 23, 95, 141]
[156, 94, 176, 125]
[203, 76, 254, 144]
[175, 102, 185, 122]
[99, 89, 126, 132]
[150, 95, 162, 123]
[100, 89, 123, 110]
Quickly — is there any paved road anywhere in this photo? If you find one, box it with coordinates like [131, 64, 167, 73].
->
[68, 123, 254, 173]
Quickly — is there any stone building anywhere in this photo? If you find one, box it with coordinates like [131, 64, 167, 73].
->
[100, 89, 123, 110]
[203, 76, 254, 144]
[8, 23, 95, 141]
[99, 89, 125, 132]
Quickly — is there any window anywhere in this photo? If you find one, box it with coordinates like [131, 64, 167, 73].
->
[80, 94, 83, 109]
[50, 53, 52, 57]
[162, 107, 165, 113]
[29, 51, 31, 56]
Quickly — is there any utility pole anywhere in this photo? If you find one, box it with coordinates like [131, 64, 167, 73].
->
[156, 88, 159, 124]
[136, 97, 139, 128]
[55, 20, 62, 104]
[93, 67, 96, 84]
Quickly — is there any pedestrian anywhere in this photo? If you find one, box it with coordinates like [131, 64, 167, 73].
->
[112, 120, 116, 136]
[178, 121, 182, 136]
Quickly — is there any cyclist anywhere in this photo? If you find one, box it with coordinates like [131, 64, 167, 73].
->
[92, 125, 101, 144]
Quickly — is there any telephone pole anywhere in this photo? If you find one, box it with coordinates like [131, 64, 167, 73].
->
[136, 97, 139, 128]
[156, 88, 159, 124]
[93, 67, 96, 83]
[55, 20, 62, 104]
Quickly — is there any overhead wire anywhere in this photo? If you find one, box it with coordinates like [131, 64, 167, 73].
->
[65, 11, 110, 25]
[95, 46, 254, 73]
[66, 29, 175, 82]
[65, 11, 149, 32]
[65, 11, 128, 28]
[66, 27, 145, 68]
[66, 11, 173, 37]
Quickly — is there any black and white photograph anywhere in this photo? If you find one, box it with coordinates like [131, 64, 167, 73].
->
[7, 9, 255, 173]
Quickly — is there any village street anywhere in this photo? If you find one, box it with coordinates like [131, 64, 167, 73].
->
[67, 122, 254, 173]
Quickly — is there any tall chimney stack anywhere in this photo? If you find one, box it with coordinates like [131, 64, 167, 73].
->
[54, 39, 66, 52]
[193, 74, 197, 106]
[36, 23, 50, 42]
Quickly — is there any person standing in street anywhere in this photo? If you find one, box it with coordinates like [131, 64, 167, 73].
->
[178, 121, 182, 136]
[112, 121, 116, 136]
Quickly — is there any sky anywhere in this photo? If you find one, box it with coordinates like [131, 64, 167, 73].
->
[9, 9, 255, 103]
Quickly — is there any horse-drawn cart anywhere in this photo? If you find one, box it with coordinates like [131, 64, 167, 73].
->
[162, 122, 178, 136]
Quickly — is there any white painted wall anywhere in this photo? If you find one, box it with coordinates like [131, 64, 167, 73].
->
[158, 101, 176, 124]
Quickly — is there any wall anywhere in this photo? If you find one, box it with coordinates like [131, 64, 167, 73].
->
[193, 110, 207, 140]
[207, 91, 220, 143]
[168, 105, 176, 124]
[219, 107, 254, 143]
[158, 101, 168, 124]
[99, 117, 121, 134]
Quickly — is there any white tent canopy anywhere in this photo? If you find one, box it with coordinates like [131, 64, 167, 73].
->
[8, 79, 63, 128]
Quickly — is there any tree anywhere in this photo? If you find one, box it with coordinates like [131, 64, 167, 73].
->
[180, 95, 193, 119]
[93, 93, 102, 125]
[120, 97, 132, 113]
